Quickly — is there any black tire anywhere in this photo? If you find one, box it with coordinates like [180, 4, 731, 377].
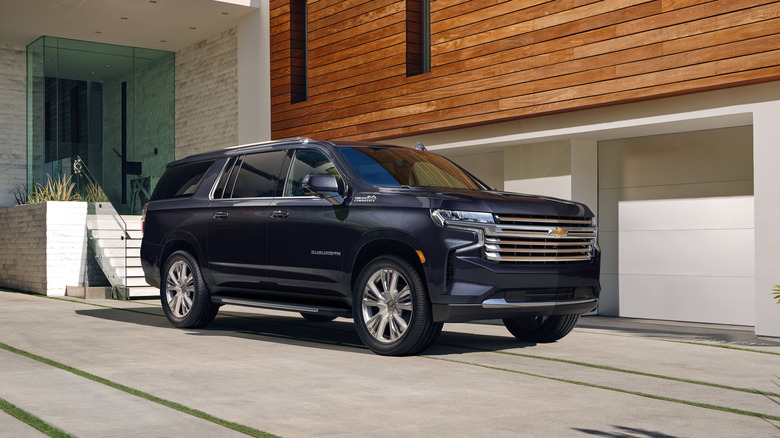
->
[300, 312, 337, 322]
[503, 314, 580, 343]
[353, 256, 443, 356]
[161, 250, 219, 328]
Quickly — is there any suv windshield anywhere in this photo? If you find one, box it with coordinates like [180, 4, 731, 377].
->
[339, 146, 484, 190]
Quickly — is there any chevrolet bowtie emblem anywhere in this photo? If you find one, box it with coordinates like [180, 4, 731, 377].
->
[548, 227, 568, 238]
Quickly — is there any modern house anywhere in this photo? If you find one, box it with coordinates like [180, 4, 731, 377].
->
[1, 0, 779, 337]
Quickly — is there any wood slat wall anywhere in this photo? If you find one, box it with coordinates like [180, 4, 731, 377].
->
[269, 0, 780, 141]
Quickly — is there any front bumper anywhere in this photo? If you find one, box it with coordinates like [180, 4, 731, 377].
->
[430, 251, 601, 323]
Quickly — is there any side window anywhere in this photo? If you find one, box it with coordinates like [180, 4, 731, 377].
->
[230, 150, 286, 198]
[212, 157, 237, 199]
[283, 149, 340, 197]
[150, 160, 214, 201]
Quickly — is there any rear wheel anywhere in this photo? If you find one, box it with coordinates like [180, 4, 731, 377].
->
[503, 314, 580, 343]
[353, 256, 442, 356]
[161, 250, 219, 328]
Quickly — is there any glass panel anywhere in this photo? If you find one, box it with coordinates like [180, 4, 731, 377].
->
[26, 36, 175, 214]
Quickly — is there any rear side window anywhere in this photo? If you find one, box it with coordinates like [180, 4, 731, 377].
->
[151, 161, 214, 201]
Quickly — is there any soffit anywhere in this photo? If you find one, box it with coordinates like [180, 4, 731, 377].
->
[0, 0, 257, 51]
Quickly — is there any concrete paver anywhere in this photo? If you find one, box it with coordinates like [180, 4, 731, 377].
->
[1, 290, 779, 437]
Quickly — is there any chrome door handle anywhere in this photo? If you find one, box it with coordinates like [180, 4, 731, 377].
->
[272, 210, 289, 219]
[213, 212, 229, 219]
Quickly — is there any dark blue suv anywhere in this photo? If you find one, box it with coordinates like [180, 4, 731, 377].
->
[141, 138, 600, 355]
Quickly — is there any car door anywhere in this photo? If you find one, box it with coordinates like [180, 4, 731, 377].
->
[265, 148, 348, 298]
[206, 150, 287, 293]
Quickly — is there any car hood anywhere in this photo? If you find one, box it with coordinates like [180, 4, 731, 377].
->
[383, 187, 593, 217]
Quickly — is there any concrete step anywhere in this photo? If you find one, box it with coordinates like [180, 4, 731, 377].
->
[128, 286, 158, 298]
[101, 247, 140, 258]
[127, 276, 150, 287]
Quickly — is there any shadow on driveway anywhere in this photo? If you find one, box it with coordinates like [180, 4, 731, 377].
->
[74, 306, 533, 355]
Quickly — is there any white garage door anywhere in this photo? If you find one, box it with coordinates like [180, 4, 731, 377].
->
[599, 126, 755, 326]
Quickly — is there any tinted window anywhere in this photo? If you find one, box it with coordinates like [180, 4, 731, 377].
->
[151, 160, 214, 201]
[212, 157, 237, 199]
[230, 150, 286, 198]
[339, 147, 483, 190]
[283, 149, 340, 197]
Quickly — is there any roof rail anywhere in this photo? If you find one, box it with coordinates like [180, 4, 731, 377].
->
[223, 137, 315, 150]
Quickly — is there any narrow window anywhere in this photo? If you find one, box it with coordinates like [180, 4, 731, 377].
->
[290, 0, 308, 103]
[406, 0, 430, 76]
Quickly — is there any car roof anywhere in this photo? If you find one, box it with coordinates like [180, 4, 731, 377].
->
[166, 138, 407, 167]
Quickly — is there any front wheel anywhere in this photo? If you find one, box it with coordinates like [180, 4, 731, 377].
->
[503, 314, 580, 343]
[161, 250, 219, 328]
[353, 256, 442, 356]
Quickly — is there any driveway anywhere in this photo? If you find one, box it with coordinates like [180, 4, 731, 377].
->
[0, 290, 778, 437]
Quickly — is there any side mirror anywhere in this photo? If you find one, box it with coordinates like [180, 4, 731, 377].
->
[302, 174, 345, 205]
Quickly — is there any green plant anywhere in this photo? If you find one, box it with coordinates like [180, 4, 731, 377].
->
[773, 285, 780, 304]
[83, 183, 109, 202]
[26, 174, 81, 203]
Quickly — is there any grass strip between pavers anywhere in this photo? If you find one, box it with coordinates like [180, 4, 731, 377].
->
[36, 293, 780, 398]
[424, 355, 780, 423]
[15, 291, 780, 421]
[493, 350, 780, 398]
[0, 341, 278, 438]
[0, 396, 72, 437]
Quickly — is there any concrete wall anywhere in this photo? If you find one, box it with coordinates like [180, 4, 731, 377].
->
[442, 150, 505, 191]
[0, 43, 27, 207]
[175, 27, 239, 159]
[598, 127, 754, 324]
[0, 202, 88, 296]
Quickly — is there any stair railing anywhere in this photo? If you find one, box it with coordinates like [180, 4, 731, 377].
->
[73, 157, 129, 299]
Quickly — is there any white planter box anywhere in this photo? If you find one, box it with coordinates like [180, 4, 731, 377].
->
[0, 202, 88, 296]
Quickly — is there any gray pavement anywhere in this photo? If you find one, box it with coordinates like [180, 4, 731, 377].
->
[1, 289, 779, 437]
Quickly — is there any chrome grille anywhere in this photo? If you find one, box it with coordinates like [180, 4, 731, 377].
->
[483, 214, 596, 263]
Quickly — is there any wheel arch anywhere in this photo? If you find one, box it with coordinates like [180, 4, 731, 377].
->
[350, 235, 426, 294]
[158, 231, 203, 274]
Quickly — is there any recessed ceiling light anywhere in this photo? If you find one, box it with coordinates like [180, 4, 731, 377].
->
[105, 65, 111, 68]
[149, 0, 157, 3]
[95, 31, 102, 34]
[121, 17, 128, 20]
[221, 12, 229, 15]
[189, 27, 196, 30]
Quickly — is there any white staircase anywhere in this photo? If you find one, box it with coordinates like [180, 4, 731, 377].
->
[87, 210, 157, 299]
[122, 215, 158, 298]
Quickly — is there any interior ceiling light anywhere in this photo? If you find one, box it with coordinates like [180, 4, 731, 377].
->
[95, 31, 102, 34]
[121, 17, 128, 20]
[105, 65, 111, 68]
[149, 0, 157, 3]
[222, 12, 229, 15]
[160, 40, 167, 43]
[189, 27, 197, 30]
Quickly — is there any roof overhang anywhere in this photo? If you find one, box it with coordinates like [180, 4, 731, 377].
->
[0, 0, 258, 51]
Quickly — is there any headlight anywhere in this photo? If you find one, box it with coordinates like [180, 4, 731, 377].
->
[431, 209, 495, 227]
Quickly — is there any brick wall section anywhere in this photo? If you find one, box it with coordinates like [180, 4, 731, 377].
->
[175, 27, 239, 159]
[0, 202, 88, 296]
[0, 43, 27, 207]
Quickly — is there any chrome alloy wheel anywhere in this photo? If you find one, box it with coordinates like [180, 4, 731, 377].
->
[165, 260, 195, 318]
[361, 268, 414, 343]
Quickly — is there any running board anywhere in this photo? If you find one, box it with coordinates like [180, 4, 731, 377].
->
[211, 296, 352, 318]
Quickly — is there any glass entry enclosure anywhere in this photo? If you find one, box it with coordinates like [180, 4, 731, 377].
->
[27, 36, 174, 214]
